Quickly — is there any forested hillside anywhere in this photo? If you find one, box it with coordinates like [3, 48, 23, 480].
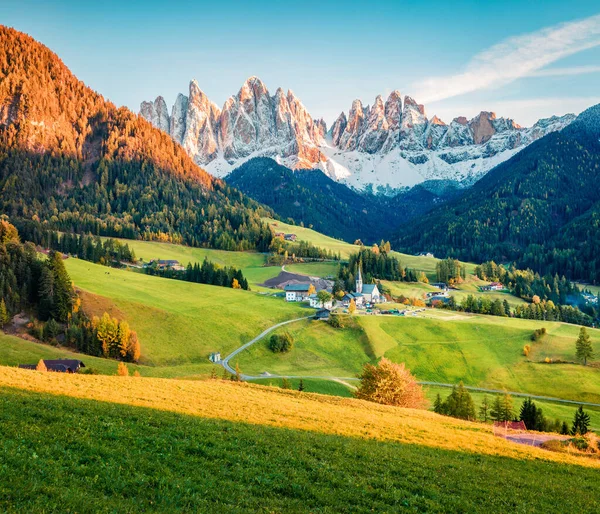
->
[0, 27, 272, 251]
[394, 104, 600, 282]
[226, 157, 455, 243]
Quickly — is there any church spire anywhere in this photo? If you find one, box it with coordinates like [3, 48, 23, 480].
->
[356, 262, 363, 294]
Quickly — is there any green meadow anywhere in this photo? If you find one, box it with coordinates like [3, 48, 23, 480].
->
[236, 314, 600, 403]
[59, 258, 308, 377]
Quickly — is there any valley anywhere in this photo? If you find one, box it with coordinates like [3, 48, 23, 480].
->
[2, 19, 600, 513]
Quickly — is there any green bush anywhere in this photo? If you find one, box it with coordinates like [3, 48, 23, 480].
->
[268, 332, 294, 353]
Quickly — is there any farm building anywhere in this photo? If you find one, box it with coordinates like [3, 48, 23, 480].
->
[19, 359, 85, 373]
[314, 308, 330, 321]
[209, 352, 221, 363]
[284, 283, 312, 302]
[480, 282, 504, 291]
[147, 259, 185, 271]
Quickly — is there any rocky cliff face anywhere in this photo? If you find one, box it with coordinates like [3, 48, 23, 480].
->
[140, 77, 326, 174]
[320, 92, 575, 191]
[140, 77, 575, 191]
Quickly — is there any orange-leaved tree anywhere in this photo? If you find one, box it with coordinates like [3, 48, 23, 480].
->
[354, 358, 427, 409]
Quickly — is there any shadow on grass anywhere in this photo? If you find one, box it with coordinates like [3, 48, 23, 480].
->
[1, 387, 600, 513]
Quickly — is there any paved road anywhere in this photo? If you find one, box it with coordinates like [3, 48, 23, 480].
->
[220, 319, 600, 409]
[220, 316, 312, 378]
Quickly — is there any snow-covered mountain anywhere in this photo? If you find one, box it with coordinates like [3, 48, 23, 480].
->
[140, 77, 327, 177]
[140, 78, 575, 193]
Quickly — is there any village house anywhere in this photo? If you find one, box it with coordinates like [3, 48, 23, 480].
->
[314, 308, 330, 321]
[284, 283, 312, 302]
[342, 292, 364, 307]
[284, 233, 297, 242]
[480, 282, 504, 291]
[209, 352, 221, 363]
[416, 251, 435, 258]
[431, 282, 448, 290]
[309, 294, 333, 310]
[426, 290, 449, 298]
[147, 259, 185, 271]
[19, 359, 85, 373]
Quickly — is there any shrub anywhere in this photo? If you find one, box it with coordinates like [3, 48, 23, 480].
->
[531, 328, 547, 342]
[523, 344, 531, 356]
[268, 332, 294, 353]
[117, 362, 129, 376]
[80, 367, 100, 375]
[354, 358, 428, 409]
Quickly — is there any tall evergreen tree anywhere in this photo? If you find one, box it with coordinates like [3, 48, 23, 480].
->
[575, 327, 594, 366]
[571, 406, 591, 436]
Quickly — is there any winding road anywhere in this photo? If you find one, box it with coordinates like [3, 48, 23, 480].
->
[219, 317, 600, 409]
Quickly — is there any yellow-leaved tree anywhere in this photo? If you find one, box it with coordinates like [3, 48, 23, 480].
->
[354, 358, 427, 409]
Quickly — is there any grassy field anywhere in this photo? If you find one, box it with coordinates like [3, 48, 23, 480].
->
[1, 258, 307, 378]
[102, 237, 280, 290]
[1, 367, 599, 512]
[237, 313, 600, 403]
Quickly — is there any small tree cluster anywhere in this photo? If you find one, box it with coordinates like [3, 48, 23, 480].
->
[531, 327, 547, 342]
[268, 332, 294, 353]
[433, 382, 476, 420]
[93, 312, 140, 362]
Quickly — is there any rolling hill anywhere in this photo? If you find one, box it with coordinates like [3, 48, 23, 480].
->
[0, 26, 271, 251]
[393, 104, 600, 282]
[1, 367, 599, 512]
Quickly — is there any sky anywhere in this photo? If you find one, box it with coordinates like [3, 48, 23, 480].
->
[2, 0, 600, 126]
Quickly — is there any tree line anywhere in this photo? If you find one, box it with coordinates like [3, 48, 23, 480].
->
[434, 383, 591, 435]
[144, 258, 249, 290]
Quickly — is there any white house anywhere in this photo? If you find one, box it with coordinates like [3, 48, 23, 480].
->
[309, 294, 333, 309]
[284, 283, 312, 302]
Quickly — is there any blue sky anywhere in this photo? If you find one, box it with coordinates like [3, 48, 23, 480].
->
[2, 0, 600, 126]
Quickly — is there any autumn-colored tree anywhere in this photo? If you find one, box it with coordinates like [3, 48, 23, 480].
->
[0, 298, 10, 328]
[36, 359, 47, 372]
[281, 378, 292, 390]
[235, 362, 242, 382]
[94, 312, 119, 357]
[0, 220, 20, 244]
[354, 358, 427, 408]
[232, 278, 241, 289]
[133, 370, 141, 377]
[117, 362, 129, 376]
[117, 321, 131, 358]
[348, 299, 357, 315]
[307, 284, 317, 295]
[127, 331, 141, 362]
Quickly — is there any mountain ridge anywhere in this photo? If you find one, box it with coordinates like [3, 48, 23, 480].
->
[141, 77, 575, 192]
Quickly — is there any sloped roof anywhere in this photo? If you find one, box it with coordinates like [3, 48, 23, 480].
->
[362, 284, 378, 294]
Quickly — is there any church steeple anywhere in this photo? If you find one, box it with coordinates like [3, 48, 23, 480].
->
[356, 262, 363, 293]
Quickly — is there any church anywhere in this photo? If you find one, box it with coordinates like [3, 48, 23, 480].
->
[353, 266, 383, 304]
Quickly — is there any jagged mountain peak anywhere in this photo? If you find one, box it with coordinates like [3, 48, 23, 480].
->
[141, 79, 578, 193]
